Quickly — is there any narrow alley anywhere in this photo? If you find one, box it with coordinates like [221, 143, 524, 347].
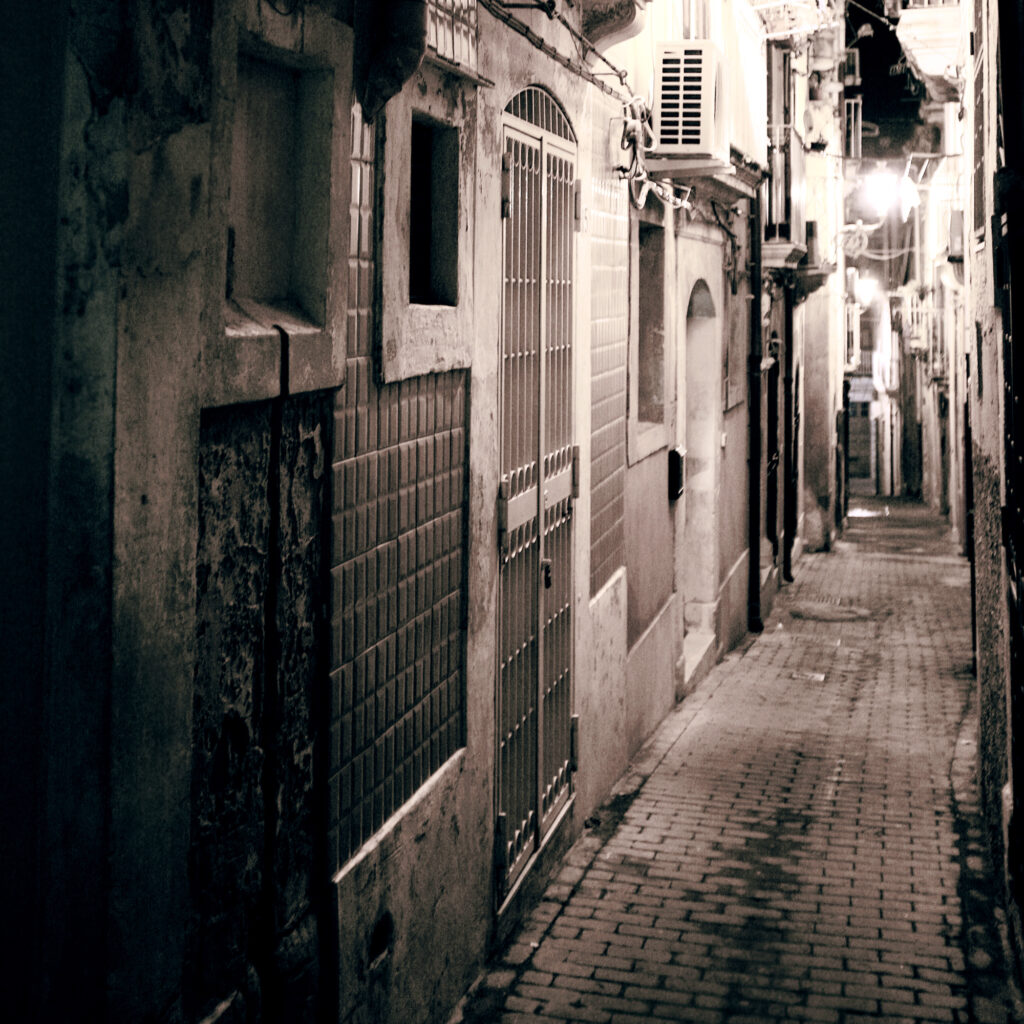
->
[15, 2, 1024, 1021]
[455, 499, 1022, 1024]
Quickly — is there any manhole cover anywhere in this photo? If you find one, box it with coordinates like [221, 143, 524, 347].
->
[789, 602, 872, 622]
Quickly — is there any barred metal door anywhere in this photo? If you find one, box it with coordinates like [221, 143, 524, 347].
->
[496, 89, 576, 897]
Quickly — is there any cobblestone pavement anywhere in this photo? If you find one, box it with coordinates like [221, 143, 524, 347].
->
[454, 497, 1023, 1023]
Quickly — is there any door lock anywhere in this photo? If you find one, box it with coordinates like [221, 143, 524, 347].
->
[541, 558, 553, 589]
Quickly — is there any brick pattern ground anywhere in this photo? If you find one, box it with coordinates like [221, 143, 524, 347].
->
[455, 498, 1023, 1023]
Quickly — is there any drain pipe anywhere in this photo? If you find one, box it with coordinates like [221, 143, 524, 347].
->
[782, 281, 795, 582]
[748, 190, 765, 634]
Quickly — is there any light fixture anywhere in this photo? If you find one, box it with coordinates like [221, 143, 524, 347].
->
[862, 167, 921, 221]
[854, 275, 878, 307]
[863, 168, 899, 219]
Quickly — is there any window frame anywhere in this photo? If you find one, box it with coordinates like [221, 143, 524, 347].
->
[378, 62, 476, 383]
[627, 204, 673, 464]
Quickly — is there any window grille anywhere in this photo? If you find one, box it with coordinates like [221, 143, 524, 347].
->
[427, 0, 477, 68]
[497, 88, 576, 896]
[505, 87, 575, 142]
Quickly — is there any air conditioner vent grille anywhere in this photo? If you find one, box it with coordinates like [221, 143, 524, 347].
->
[651, 41, 726, 162]
[657, 50, 707, 148]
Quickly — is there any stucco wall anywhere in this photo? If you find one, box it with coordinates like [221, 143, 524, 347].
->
[802, 285, 835, 549]
[624, 450, 676, 647]
[677, 232, 725, 639]
[59, 3, 356, 1018]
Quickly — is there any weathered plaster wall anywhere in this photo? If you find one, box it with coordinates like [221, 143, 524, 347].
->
[973, 447, 1008, 861]
[802, 284, 835, 549]
[966, 0, 1014, 948]
[47, 2, 356, 1019]
[1, 5, 69, 1018]
[718, 209, 753, 648]
[191, 403, 270, 1021]
[190, 394, 331, 1020]
[970, 302, 1010, 895]
[676, 231, 726, 642]
[624, 450, 675, 647]
[578, 571, 629, 819]
[625, 596, 679, 755]
[63, 2, 219, 1017]
[25, 5, 115, 1019]
[28, 4, 785, 1022]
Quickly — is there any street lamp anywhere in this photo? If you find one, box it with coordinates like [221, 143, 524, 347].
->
[863, 166, 920, 221]
[854, 274, 878, 307]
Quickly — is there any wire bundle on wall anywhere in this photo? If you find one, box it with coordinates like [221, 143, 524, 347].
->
[618, 97, 691, 211]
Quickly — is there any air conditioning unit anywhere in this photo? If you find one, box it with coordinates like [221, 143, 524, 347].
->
[652, 41, 728, 162]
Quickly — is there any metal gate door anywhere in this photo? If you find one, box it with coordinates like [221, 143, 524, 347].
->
[496, 88, 576, 898]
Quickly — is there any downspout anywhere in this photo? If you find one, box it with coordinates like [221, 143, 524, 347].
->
[748, 190, 765, 633]
[782, 282, 795, 582]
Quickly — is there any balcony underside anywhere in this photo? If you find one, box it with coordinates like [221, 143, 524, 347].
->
[645, 154, 764, 201]
[764, 237, 808, 269]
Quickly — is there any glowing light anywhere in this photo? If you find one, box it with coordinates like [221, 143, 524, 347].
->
[898, 176, 921, 220]
[864, 169, 899, 218]
[854, 275, 878, 306]
[862, 168, 921, 221]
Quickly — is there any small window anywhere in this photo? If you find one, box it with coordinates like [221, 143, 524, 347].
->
[410, 117, 459, 306]
[637, 222, 666, 424]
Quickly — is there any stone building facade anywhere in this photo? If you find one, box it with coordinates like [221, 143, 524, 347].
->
[2, 1, 844, 1021]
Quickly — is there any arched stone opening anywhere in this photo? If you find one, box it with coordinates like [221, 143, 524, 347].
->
[683, 280, 720, 638]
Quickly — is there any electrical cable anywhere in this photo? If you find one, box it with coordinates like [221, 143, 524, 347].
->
[554, 8, 630, 86]
[845, 0, 896, 32]
[619, 96, 690, 211]
[479, 0, 629, 99]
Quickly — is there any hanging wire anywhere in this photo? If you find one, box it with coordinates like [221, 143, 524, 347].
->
[618, 96, 691, 211]
[846, 0, 896, 31]
[710, 199, 741, 292]
[858, 247, 918, 259]
[479, 0, 630, 99]
[554, 8, 631, 86]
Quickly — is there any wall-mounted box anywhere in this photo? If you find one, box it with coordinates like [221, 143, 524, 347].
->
[668, 446, 686, 501]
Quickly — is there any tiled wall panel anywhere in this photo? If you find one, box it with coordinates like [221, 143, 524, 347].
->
[427, 0, 478, 68]
[590, 170, 628, 595]
[329, 105, 469, 873]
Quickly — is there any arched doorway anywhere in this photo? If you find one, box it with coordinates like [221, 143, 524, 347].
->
[683, 280, 720, 640]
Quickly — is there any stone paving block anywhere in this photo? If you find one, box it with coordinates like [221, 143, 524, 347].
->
[455, 500, 1023, 1023]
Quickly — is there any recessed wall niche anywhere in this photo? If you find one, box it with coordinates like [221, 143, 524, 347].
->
[229, 54, 332, 324]
[409, 115, 459, 306]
